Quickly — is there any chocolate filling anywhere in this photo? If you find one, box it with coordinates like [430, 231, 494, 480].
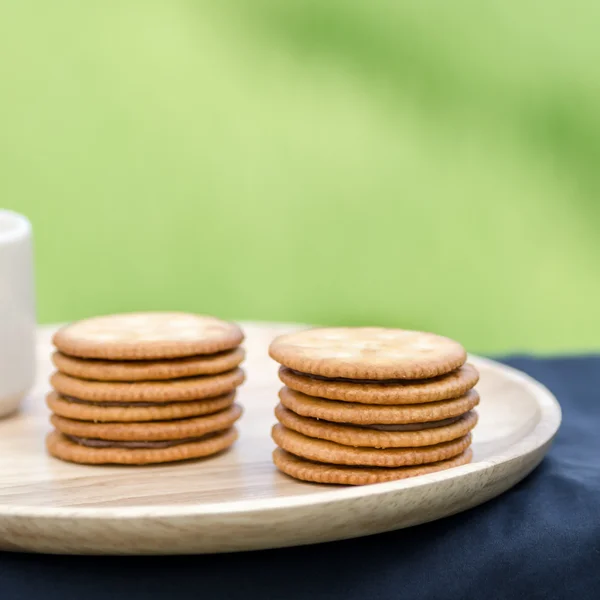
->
[288, 369, 448, 385]
[64, 432, 220, 449]
[354, 416, 461, 432]
[61, 395, 183, 408]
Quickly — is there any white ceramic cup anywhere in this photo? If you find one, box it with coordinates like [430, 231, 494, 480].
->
[0, 210, 36, 417]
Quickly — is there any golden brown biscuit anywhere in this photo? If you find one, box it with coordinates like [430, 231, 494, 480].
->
[46, 391, 236, 422]
[46, 428, 238, 465]
[50, 404, 242, 441]
[50, 368, 245, 403]
[279, 387, 479, 424]
[279, 364, 479, 404]
[273, 447, 473, 485]
[272, 425, 472, 467]
[269, 327, 467, 380]
[275, 404, 478, 448]
[53, 312, 244, 360]
[52, 347, 245, 381]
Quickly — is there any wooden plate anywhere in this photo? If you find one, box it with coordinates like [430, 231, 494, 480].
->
[0, 323, 561, 554]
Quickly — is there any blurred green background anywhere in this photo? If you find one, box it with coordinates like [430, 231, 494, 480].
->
[2, 0, 599, 354]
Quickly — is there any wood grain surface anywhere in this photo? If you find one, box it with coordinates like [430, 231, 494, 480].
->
[0, 323, 561, 554]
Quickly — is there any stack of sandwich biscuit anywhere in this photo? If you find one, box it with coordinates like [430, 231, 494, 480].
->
[46, 312, 245, 465]
[269, 327, 479, 485]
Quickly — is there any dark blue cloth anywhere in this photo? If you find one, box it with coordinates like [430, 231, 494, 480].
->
[1, 356, 599, 600]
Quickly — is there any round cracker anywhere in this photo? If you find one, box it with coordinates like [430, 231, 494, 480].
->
[53, 312, 244, 360]
[46, 428, 238, 465]
[51, 404, 242, 441]
[52, 347, 245, 381]
[275, 404, 478, 448]
[269, 327, 467, 380]
[50, 368, 245, 403]
[272, 425, 472, 467]
[279, 364, 479, 404]
[46, 391, 236, 422]
[279, 387, 479, 424]
[273, 447, 473, 485]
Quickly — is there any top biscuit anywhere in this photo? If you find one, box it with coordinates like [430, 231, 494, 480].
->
[269, 327, 467, 380]
[53, 312, 244, 360]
